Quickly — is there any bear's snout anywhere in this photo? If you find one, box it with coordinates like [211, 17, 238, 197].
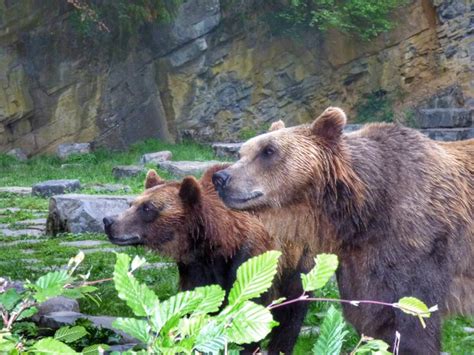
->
[103, 216, 115, 231]
[212, 170, 231, 191]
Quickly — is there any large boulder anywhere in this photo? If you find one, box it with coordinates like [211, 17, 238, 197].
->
[6, 148, 28, 161]
[157, 161, 221, 177]
[47, 194, 136, 235]
[56, 143, 91, 159]
[32, 179, 81, 197]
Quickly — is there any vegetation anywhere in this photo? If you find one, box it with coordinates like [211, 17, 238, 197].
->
[0, 139, 472, 353]
[355, 90, 394, 123]
[266, 0, 407, 40]
[1, 251, 436, 354]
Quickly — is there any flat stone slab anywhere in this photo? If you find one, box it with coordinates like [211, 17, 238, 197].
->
[59, 240, 107, 248]
[158, 160, 221, 177]
[140, 151, 173, 164]
[81, 247, 118, 254]
[0, 229, 44, 237]
[417, 108, 472, 128]
[0, 239, 43, 247]
[15, 218, 47, 226]
[212, 143, 242, 160]
[112, 166, 146, 179]
[32, 179, 81, 197]
[142, 262, 175, 270]
[57, 143, 91, 159]
[0, 187, 32, 195]
[420, 127, 474, 141]
[60, 163, 83, 169]
[86, 183, 131, 193]
[47, 194, 136, 235]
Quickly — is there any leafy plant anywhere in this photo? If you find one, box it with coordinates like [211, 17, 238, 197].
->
[269, 0, 407, 40]
[355, 90, 394, 123]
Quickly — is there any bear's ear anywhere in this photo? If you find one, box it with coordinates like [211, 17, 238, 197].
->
[144, 169, 165, 189]
[268, 120, 285, 132]
[310, 107, 347, 142]
[179, 176, 201, 206]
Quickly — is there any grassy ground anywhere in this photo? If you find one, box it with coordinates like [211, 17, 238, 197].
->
[0, 139, 473, 353]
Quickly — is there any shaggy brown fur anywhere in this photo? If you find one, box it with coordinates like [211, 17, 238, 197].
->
[213, 107, 474, 355]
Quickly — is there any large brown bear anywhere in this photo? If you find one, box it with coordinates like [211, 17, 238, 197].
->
[212, 107, 474, 355]
[103, 166, 310, 353]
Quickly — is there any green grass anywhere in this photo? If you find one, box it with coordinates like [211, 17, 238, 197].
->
[1, 138, 473, 353]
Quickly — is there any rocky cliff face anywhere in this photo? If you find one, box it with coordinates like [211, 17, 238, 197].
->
[0, 0, 472, 155]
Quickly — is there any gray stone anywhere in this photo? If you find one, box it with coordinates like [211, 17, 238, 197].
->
[212, 143, 242, 160]
[36, 297, 80, 318]
[81, 247, 118, 254]
[149, 0, 220, 56]
[417, 108, 472, 128]
[32, 179, 81, 197]
[6, 148, 28, 161]
[169, 38, 208, 67]
[56, 143, 91, 159]
[40, 311, 139, 343]
[139, 151, 173, 164]
[420, 128, 474, 141]
[87, 183, 132, 193]
[59, 240, 107, 248]
[158, 160, 221, 177]
[464, 327, 474, 334]
[0, 278, 25, 293]
[142, 262, 176, 270]
[15, 218, 47, 226]
[0, 229, 44, 237]
[344, 124, 364, 133]
[112, 166, 146, 179]
[47, 194, 136, 235]
[0, 187, 32, 195]
[0, 239, 43, 247]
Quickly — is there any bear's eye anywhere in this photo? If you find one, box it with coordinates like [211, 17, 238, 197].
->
[262, 145, 276, 158]
[140, 203, 159, 222]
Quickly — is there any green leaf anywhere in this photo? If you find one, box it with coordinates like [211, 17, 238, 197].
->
[228, 251, 281, 305]
[32, 337, 78, 354]
[354, 339, 391, 354]
[112, 318, 150, 343]
[302, 254, 338, 292]
[313, 306, 348, 355]
[395, 297, 432, 328]
[81, 344, 110, 355]
[193, 285, 225, 314]
[54, 325, 88, 343]
[34, 270, 70, 302]
[16, 306, 38, 321]
[223, 301, 278, 344]
[113, 253, 159, 317]
[149, 289, 205, 334]
[194, 319, 227, 353]
[0, 288, 22, 311]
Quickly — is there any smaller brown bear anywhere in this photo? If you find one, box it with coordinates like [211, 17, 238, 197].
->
[104, 166, 272, 292]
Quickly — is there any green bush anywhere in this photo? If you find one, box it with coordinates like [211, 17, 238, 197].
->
[269, 0, 407, 40]
[1, 251, 436, 354]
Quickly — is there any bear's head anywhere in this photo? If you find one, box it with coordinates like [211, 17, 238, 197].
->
[103, 170, 204, 261]
[212, 107, 350, 210]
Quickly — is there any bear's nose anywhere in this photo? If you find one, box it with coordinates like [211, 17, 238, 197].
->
[212, 170, 231, 190]
[103, 216, 115, 230]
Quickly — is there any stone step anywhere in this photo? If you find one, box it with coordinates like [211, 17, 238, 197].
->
[0, 228, 44, 238]
[47, 194, 136, 235]
[212, 143, 242, 160]
[157, 160, 222, 177]
[417, 108, 472, 128]
[0, 187, 32, 195]
[112, 166, 146, 179]
[32, 179, 81, 197]
[420, 127, 474, 141]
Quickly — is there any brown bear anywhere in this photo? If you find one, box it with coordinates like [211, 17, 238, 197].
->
[103, 166, 310, 353]
[212, 107, 474, 355]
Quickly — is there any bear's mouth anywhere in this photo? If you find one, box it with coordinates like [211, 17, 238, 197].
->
[224, 190, 264, 208]
[108, 235, 143, 246]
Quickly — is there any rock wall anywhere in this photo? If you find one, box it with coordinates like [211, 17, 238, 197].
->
[0, 0, 472, 155]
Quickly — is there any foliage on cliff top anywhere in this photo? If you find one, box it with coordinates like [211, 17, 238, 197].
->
[265, 0, 407, 40]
